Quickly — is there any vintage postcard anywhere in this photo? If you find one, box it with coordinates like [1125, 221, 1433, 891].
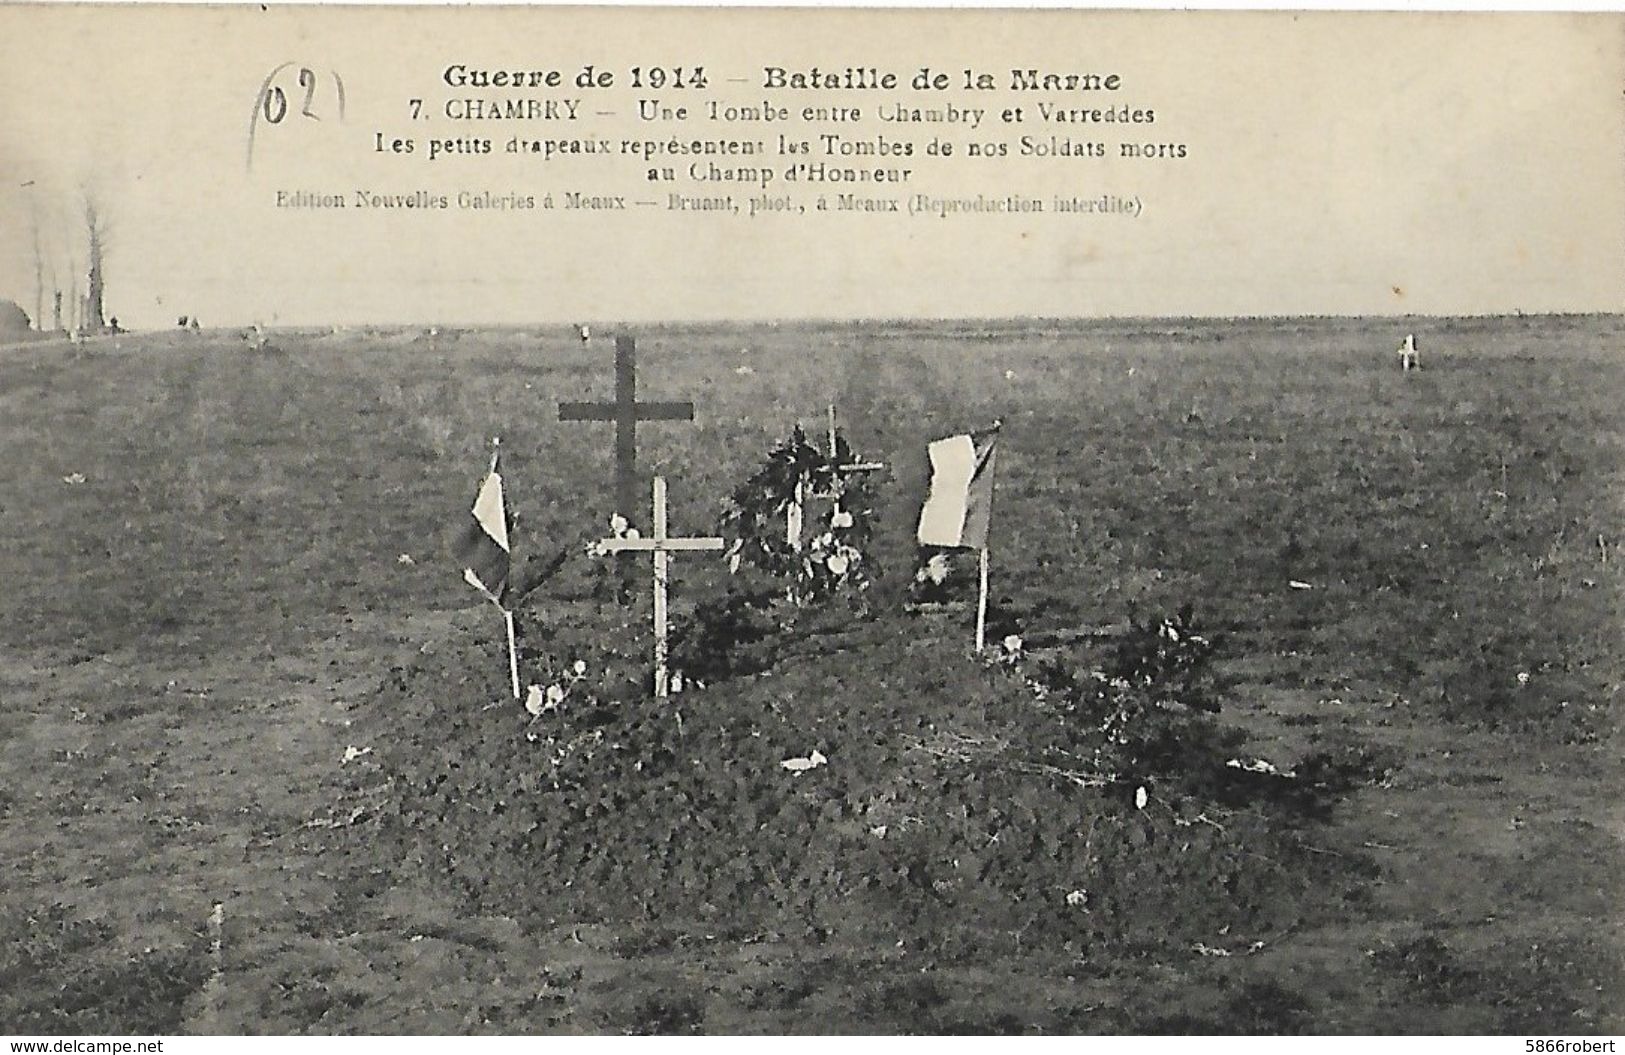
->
[0, 4, 1620, 1038]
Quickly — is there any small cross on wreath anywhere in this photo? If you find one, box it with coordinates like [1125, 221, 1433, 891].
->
[719, 423, 880, 604]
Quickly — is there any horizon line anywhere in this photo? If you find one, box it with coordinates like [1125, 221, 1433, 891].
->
[13, 308, 1620, 337]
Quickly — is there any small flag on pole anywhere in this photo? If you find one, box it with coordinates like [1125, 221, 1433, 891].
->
[917, 424, 999, 549]
[456, 442, 510, 602]
[455, 439, 520, 699]
[917, 423, 1001, 652]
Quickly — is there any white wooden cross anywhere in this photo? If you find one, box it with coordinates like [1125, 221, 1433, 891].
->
[597, 476, 723, 698]
[1398, 333, 1419, 372]
[786, 404, 886, 551]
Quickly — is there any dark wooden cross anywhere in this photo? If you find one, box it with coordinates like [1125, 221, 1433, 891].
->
[558, 335, 695, 527]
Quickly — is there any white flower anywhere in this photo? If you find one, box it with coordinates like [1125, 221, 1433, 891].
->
[1066, 889, 1089, 907]
[1135, 786, 1149, 810]
[826, 553, 850, 576]
[396, 553, 415, 565]
[1516, 671, 1530, 687]
[546, 684, 566, 706]
[62, 473, 86, 485]
[572, 660, 587, 676]
[831, 509, 854, 529]
[609, 513, 629, 535]
[1005, 370, 1017, 381]
[524, 685, 545, 716]
[1002, 634, 1023, 654]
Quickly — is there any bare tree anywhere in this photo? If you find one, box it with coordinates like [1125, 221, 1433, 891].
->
[66, 248, 79, 333]
[30, 204, 44, 332]
[59, 203, 79, 333]
[49, 253, 61, 332]
[82, 193, 109, 333]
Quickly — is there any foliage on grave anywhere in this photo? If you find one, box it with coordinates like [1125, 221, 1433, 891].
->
[368, 602, 1371, 959]
[907, 546, 1005, 608]
[718, 425, 879, 605]
[516, 630, 652, 722]
[665, 584, 784, 683]
[662, 571, 885, 686]
[907, 549, 953, 603]
[998, 607, 1234, 794]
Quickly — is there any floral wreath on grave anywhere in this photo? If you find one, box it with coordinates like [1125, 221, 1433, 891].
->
[718, 424, 879, 603]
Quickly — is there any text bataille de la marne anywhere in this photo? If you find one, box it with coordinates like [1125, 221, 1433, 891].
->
[273, 62, 1179, 212]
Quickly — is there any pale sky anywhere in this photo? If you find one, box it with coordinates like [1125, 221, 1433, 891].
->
[0, 6, 1620, 328]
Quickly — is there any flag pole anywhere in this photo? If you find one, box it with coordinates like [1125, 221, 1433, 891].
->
[975, 545, 989, 652]
[653, 476, 670, 698]
[502, 606, 520, 699]
[490, 436, 518, 699]
[975, 420, 1001, 652]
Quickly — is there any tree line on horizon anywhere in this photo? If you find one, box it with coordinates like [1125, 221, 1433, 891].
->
[11, 187, 111, 337]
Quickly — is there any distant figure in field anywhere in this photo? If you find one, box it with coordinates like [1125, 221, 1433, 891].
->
[576, 324, 591, 344]
[1398, 333, 1419, 372]
[190, 317, 201, 332]
[178, 316, 189, 329]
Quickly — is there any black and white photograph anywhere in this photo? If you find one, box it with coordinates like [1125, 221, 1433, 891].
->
[0, 3, 1620, 1037]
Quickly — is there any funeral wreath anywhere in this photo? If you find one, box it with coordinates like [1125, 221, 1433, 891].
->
[718, 424, 879, 604]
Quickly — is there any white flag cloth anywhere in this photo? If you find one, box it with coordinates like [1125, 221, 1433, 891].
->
[917, 426, 999, 549]
[455, 449, 510, 601]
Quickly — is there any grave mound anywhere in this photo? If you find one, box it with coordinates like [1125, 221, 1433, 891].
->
[356, 592, 1381, 957]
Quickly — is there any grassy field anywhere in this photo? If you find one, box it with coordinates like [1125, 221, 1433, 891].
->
[0, 315, 1620, 1034]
